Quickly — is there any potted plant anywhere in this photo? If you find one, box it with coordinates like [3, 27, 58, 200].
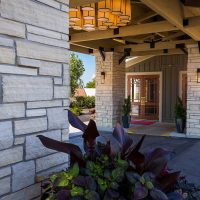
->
[122, 95, 131, 128]
[37, 110, 186, 200]
[174, 97, 186, 133]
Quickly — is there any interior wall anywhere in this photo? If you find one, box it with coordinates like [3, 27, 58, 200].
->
[126, 54, 188, 122]
[0, 0, 70, 199]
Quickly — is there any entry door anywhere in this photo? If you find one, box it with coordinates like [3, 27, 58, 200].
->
[127, 75, 160, 120]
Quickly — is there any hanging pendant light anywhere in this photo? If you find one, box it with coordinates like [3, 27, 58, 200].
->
[109, 15, 119, 29]
[69, 7, 78, 12]
[120, 0, 131, 22]
[103, 12, 114, 26]
[83, 9, 95, 20]
[71, 7, 83, 30]
[69, 0, 131, 32]
[84, 19, 95, 28]
[98, 10, 109, 22]
[98, 0, 111, 12]
[98, 21, 108, 30]
[111, 0, 123, 16]
[82, 4, 95, 11]
[69, 6, 81, 22]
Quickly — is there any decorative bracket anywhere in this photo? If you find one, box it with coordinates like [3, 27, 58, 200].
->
[163, 49, 168, 54]
[114, 28, 119, 35]
[99, 47, 105, 61]
[119, 48, 131, 65]
[176, 43, 188, 54]
[88, 49, 93, 54]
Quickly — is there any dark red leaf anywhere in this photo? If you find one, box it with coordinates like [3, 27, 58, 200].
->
[167, 192, 184, 200]
[112, 123, 125, 145]
[37, 135, 85, 167]
[127, 135, 145, 167]
[150, 188, 168, 200]
[82, 119, 99, 141]
[113, 123, 134, 158]
[133, 182, 148, 200]
[85, 191, 100, 200]
[147, 160, 167, 177]
[57, 190, 71, 200]
[72, 176, 96, 191]
[96, 140, 112, 156]
[145, 148, 172, 166]
[68, 109, 87, 132]
[107, 189, 120, 198]
[157, 171, 181, 192]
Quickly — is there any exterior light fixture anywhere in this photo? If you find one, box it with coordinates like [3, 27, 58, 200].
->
[197, 68, 200, 83]
[101, 72, 106, 84]
[69, 0, 131, 32]
[111, 0, 123, 16]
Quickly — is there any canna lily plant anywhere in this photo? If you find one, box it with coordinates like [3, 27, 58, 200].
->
[38, 110, 184, 200]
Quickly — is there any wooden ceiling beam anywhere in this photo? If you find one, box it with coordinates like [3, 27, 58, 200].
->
[130, 49, 184, 56]
[70, 44, 92, 54]
[134, 10, 158, 24]
[141, 0, 200, 41]
[181, 0, 200, 7]
[70, 0, 103, 7]
[70, 21, 178, 43]
[162, 31, 185, 41]
[115, 39, 195, 52]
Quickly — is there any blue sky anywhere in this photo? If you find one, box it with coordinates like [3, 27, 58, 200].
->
[73, 52, 96, 86]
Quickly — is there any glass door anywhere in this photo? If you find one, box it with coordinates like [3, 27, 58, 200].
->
[127, 75, 159, 120]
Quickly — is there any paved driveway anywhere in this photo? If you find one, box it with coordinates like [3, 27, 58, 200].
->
[70, 133, 200, 186]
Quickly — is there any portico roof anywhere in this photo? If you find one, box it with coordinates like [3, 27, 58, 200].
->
[70, 0, 200, 57]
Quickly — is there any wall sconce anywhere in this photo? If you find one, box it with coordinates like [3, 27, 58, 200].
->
[101, 71, 105, 84]
[197, 69, 200, 83]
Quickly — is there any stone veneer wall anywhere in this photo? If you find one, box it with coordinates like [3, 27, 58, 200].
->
[95, 52, 125, 128]
[187, 44, 200, 136]
[0, 0, 70, 199]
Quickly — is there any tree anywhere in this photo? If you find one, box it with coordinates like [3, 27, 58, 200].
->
[86, 78, 95, 88]
[70, 52, 85, 96]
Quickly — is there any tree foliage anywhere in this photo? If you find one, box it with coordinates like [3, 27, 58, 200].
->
[70, 52, 85, 95]
[86, 78, 96, 88]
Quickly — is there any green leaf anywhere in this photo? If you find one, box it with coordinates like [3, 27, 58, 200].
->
[97, 178, 107, 192]
[86, 161, 95, 171]
[71, 186, 84, 197]
[145, 181, 154, 190]
[54, 176, 69, 187]
[50, 174, 57, 183]
[139, 176, 145, 185]
[111, 168, 125, 182]
[70, 163, 79, 178]
[117, 159, 129, 169]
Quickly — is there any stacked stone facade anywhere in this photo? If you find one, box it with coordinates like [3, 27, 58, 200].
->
[95, 52, 125, 128]
[187, 44, 200, 136]
[0, 0, 70, 199]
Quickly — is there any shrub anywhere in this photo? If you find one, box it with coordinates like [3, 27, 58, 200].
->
[74, 96, 95, 109]
[70, 106, 82, 116]
[38, 110, 194, 200]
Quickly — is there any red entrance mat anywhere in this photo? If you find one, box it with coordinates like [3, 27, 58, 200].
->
[130, 120, 156, 125]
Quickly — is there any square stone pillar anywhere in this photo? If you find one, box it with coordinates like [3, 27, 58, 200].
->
[0, 0, 70, 198]
[95, 52, 125, 128]
[187, 44, 200, 136]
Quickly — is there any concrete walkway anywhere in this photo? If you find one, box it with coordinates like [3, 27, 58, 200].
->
[69, 132, 200, 186]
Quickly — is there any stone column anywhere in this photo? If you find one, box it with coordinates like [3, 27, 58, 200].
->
[186, 44, 200, 137]
[95, 52, 125, 128]
[0, 0, 70, 199]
